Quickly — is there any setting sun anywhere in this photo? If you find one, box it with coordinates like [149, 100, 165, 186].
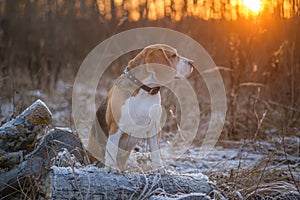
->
[243, 0, 262, 14]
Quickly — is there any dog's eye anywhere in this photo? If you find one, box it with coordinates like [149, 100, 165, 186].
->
[171, 54, 177, 58]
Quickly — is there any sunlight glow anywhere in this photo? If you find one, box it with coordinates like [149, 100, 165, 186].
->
[243, 0, 262, 14]
[93, 0, 297, 21]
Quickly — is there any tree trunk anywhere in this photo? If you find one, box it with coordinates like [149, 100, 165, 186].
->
[51, 166, 213, 200]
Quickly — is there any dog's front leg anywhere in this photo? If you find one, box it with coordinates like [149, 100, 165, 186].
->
[147, 127, 164, 173]
[105, 129, 122, 172]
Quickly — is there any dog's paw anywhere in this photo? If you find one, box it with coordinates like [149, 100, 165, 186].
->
[91, 161, 100, 166]
[105, 166, 123, 174]
[92, 161, 105, 168]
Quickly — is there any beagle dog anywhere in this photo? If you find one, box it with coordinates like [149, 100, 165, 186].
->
[88, 44, 193, 172]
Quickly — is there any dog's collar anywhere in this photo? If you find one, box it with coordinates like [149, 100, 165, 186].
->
[123, 68, 160, 95]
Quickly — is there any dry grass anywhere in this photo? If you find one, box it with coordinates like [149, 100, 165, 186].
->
[208, 134, 300, 199]
[210, 167, 300, 199]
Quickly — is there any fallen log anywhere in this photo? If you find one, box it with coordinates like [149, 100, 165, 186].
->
[51, 166, 213, 200]
[0, 99, 52, 168]
[0, 128, 88, 198]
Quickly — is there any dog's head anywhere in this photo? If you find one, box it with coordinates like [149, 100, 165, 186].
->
[127, 44, 193, 83]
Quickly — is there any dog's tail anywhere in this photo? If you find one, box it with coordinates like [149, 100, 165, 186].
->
[87, 98, 109, 166]
[96, 98, 109, 137]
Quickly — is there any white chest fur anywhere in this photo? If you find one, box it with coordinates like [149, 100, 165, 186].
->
[118, 89, 162, 138]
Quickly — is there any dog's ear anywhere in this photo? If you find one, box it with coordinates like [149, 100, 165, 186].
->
[145, 48, 177, 84]
[127, 48, 153, 70]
